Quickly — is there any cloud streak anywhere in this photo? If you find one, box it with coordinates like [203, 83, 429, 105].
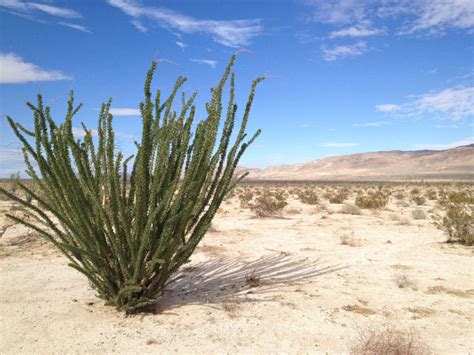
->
[190, 58, 217, 68]
[321, 41, 367, 61]
[109, 108, 141, 116]
[106, 0, 262, 47]
[0, 52, 72, 83]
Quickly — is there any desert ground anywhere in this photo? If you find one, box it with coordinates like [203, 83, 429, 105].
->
[1, 182, 473, 353]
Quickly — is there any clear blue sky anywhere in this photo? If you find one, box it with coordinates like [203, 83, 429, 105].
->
[0, 0, 473, 177]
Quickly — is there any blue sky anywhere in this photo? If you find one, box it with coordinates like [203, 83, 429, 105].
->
[0, 0, 473, 177]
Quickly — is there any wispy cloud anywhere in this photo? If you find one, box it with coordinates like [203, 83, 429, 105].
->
[413, 87, 474, 120]
[58, 22, 91, 33]
[321, 41, 367, 61]
[0, 1, 90, 33]
[320, 142, 359, 147]
[352, 121, 391, 127]
[176, 41, 187, 49]
[413, 136, 474, 150]
[376, 86, 474, 120]
[109, 108, 141, 116]
[306, 0, 474, 37]
[190, 58, 217, 68]
[106, 0, 262, 47]
[434, 124, 458, 128]
[375, 104, 401, 112]
[0, 0, 81, 18]
[0, 52, 72, 83]
[329, 25, 385, 38]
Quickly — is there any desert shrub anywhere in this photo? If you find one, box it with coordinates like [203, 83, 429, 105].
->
[355, 191, 388, 209]
[239, 190, 254, 208]
[410, 188, 420, 195]
[251, 191, 288, 217]
[340, 204, 362, 215]
[328, 189, 348, 204]
[434, 202, 473, 246]
[411, 196, 426, 206]
[297, 189, 319, 205]
[445, 191, 474, 204]
[411, 209, 426, 220]
[394, 191, 405, 200]
[350, 324, 430, 355]
[425, 189, 437, 200]
[0, 55, 264, 313]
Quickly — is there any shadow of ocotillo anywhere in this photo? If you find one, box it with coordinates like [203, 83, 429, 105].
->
[154, 253, 346, 311]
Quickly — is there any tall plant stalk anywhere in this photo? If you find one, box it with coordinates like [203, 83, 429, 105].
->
[0, 54, 264, 312]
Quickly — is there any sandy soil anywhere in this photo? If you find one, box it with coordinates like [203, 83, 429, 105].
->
[1, 185, 473, 353]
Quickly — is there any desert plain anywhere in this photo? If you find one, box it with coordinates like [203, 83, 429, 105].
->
[0, 181, 473, 353]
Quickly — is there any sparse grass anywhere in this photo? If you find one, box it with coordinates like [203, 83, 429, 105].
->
[350, 324, 431, 355]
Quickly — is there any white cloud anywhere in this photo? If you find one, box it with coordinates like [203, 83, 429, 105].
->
[0, 0, 81, 18]
[413, 87, 474, 120]
[306, 0, 371, 25]
[106, 0, 262, 47]
[306, 0, 474, 37]
[190, 58, 217, 68]
[176, 41, 187, 49]
[0, 53, 72, 84]
[376, 86, 474, 120]
[321, 41, 367, 61]
[320, 142, 359, 147]
[352, 121, 391, 127]
[329, 25, 385, 38]
[398, 0, 474, 35]
[413, 136, 474, 150]
[109, 108, 141, 116]
[27, 2, 80, 18]
[375, 104, 401, 112]
[58, 22, 91, 33]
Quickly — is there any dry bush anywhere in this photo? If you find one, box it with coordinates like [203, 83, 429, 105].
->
[425, 189, 437, 200]
[340, 233, 362, 247]
[445, 191, 474, 204]
[340, 204, 362, 215]
[327, 189, 349, 204]
[350, 323, 431, 355]
[356, 191, 388, 209]
[410, 188, 420, 196]
[411, 209, 426, 220]
[394, 192, 405, 200]
[251, 191, 287, 217]
[239, 190, 254, 208]
[297, 189, 319, 205]
[411, 196, 426, 206]
[393, 274, 417, 290]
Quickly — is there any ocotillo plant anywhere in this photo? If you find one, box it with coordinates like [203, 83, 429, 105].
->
[0, 54, 264, 312]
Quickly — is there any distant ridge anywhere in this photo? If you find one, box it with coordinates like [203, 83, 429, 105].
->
[242, 144, 474, 181]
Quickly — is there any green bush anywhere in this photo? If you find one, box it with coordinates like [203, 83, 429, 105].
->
[0, 55, 263, 313]
[355, 191, 388, 209]
[434, 202, 473, 246]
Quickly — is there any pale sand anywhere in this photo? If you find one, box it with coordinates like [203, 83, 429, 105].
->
[1, 188, 473, 353]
